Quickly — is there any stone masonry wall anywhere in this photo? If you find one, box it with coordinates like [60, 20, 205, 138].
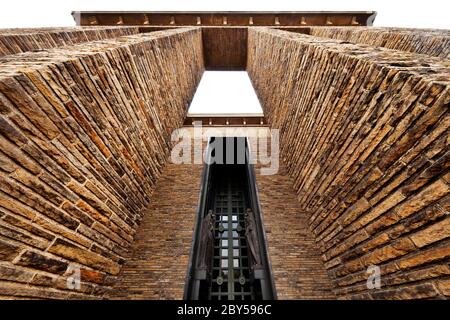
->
[110, 133, 205, 299]
[0, 27, 141, 57]
[0, 27, 204, 299]
[310, 27, 450, 58]
[248, 28, 449, 299]
[110, 161, 203, 299]
[110, 130, 336, 299]
[254, 160, 336, 299]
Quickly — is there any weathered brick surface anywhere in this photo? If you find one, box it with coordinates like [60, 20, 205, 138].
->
[247, 28, 450, 299]
[255, 162, 336, 299]
[310, 27, 450, 58]
[1, 25, 449, 300]
[110, 131, 335, 299]
[0, 27, 204, 299]
[0, 27, 140, 57]
[241, 131, 336, 299]
[110, 161, 203, 299]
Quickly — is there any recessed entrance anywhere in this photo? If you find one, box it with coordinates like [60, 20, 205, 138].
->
[209, 164, 256, 300]
[184, 137, 276, 300]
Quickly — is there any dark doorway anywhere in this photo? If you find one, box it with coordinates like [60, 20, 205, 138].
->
[184, 137, 276, 300]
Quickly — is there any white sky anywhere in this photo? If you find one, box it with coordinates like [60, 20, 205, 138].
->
[1, 0, 448, 115]
[0, 0, 449, 29]
[188, 72, 263, 115]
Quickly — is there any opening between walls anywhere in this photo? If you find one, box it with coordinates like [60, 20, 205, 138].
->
[184, 137, 276, 300]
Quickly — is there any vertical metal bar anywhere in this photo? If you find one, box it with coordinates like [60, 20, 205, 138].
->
[187, 136, 275, 300]
[227, 176, 235, 300]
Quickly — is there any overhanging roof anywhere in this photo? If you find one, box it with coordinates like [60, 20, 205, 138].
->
[72, 11, 377, 27]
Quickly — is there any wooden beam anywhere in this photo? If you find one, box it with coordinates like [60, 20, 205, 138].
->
[72, 11, 377, 27]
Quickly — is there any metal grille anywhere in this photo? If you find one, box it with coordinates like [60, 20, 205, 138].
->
[209, 173, 255, 300]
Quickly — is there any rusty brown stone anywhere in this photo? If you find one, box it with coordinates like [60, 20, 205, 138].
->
[48, 238, 120, 275]
[247, 27, 449, 300]
[0, 23, 448, 300]
[0, 238, 21, 261]
[15, 250, 68, 275]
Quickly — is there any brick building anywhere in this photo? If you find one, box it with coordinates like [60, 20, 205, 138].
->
[0, 11, 448, 300]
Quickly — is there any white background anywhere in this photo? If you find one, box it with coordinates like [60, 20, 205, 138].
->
[1, 0, 447, 114]
[0, 0, 448, 29]
[188, 72, 263, 115]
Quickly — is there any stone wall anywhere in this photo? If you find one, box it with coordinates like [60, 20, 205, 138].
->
[310, 27, 450, 58]
[248, 28, 449, 299]
[109, 129, 336, 299]
[0, 27, 141, 57]
[254, 158, 336, 299]
[110, 160, 203, 299]
[0, 24, 449, 300]
[0, 27, 204, 299]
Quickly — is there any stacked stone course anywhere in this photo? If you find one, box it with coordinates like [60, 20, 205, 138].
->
[0, 22, 449, 300]
[0, 27, 204, 298]
[109, 132, 337, 299]
[310, 27, 450, 58]
[0, 27, 141, 57]
[248, 28, 449, 299]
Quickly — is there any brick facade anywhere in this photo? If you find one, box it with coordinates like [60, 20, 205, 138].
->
[110, 132, 336, 299]
[255, 163, 336, 299]
[247, 28, 449, 299]
[0, 23, 448, 300]
[110, 161, 203, 299]
[0, 27, 203, 298]
[310, 27, 450, 58]
[0, 27, 142, 57]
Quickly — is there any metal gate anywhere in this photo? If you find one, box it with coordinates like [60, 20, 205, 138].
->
[209, 171, 255, 300]
[184, 137, 276, 300]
